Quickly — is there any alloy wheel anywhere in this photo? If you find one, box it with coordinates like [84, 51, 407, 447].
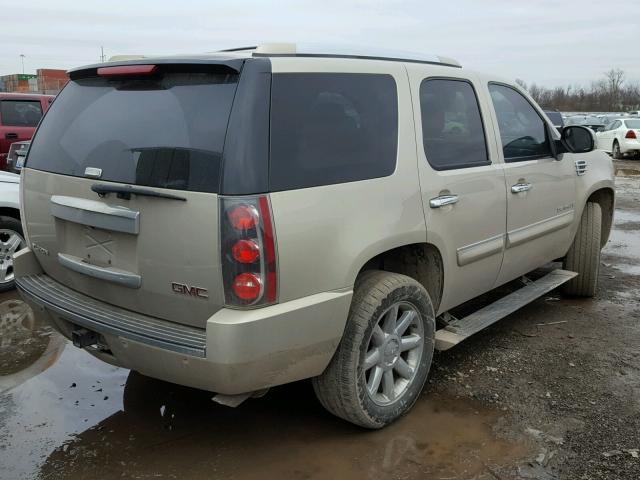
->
[362, 301, 424, 406]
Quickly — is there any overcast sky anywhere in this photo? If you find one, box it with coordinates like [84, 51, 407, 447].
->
[1, 0, 638, 87]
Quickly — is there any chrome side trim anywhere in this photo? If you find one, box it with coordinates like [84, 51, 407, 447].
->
[50, 195, 140, 235]
[16, 274, 206, 357]
[456, 234, 505, 266]
[507, 210, 575, 248]
[575, 160, 587, 176]
[58, 253, 141, 289]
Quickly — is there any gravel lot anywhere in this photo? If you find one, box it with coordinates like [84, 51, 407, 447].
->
[0, 160, 638, 480]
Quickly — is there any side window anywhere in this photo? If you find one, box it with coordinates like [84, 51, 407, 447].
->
[420, 79, 489, 170]
[489, 84, 552, 161]
[0, 100, 43, 127]
[611, 121, 621, 130]
[270, 73, 398, 191]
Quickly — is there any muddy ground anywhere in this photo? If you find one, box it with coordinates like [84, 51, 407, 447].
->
[0, 160, 638, 480]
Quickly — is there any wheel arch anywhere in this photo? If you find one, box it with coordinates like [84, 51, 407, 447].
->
[355, 242, 444, 313]
[0, 207, 20, 221]
[586, 187, 614, 247]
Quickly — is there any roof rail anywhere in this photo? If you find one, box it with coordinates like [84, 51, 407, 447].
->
[218, 43, 461, 68]
[107, 55, 147, 62]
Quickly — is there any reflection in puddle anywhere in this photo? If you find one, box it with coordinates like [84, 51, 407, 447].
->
[604, 208, 640, 277]
[0, 293, 128, 479]
[1, 293, 527, 480]
[39, 378, 526, 480]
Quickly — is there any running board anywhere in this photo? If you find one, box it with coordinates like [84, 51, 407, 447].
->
[435, 269, 578, 351]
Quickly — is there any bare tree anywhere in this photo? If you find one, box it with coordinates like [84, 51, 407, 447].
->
[521, 69, 639, 112]
[604, 69, 625, 110]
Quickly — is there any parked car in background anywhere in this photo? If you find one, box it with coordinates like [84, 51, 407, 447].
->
[565, 115, 605, 132]
[628, 111, 639, 116]
[596, 118, 640, 158]
[6, 140, 30, 173]
[544, 110, 564, 132]
[0, 93, 54, 171]
[0, 170, 24, 291]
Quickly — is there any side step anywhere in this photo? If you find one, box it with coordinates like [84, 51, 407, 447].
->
[435, 269, 577, 351]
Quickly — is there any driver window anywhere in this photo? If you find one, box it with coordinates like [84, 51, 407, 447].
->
[488, 83, 551, 161]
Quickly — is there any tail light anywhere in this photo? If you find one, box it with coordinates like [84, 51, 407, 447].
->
[220, 196, 277, 307]
[625, 130, 637, 139]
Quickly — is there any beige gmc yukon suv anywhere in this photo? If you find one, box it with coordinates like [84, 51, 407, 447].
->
[15, 44, 615, 428]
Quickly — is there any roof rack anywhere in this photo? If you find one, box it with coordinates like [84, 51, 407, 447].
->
[218, 43, 461, 68]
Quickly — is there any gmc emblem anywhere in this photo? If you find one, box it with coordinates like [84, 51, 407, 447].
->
[171, 282, 209, 299]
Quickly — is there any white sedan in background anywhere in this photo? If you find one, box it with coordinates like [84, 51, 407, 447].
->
[596, 118, 640, 159]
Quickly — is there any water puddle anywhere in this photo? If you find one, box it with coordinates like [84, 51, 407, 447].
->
[0, 293, 528, 480]
[604, 208, 640, 277]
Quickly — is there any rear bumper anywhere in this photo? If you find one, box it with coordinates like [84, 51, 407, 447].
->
[15, 248, 352, 394]
[620, 138, 640, 153]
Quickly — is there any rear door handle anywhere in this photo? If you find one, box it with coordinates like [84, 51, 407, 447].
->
[429, 194, 459, 208]
[5, 133, 18, 140]
[511, 183, 532, 193]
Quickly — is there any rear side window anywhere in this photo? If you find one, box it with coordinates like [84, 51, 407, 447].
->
[489, 83, 551, 161]
[0, 100, 43, 127]
[269, 73, 398, 190]
[26, 69, 238, 193]
[420, 78, 489, 170]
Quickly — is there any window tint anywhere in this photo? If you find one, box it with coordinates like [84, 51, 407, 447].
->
[270, 73, 398, 190]
[0, 100, 43, 127]
[26, 71, 238, 193]
[420, 79, 489, 170]
[489, 84, 551, 161]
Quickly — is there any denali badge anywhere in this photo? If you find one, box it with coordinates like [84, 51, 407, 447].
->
[171, 282, 208, 299]
[32, 243, 50, 256]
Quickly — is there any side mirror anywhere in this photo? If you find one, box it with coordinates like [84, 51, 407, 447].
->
[561, 125, 595, 153]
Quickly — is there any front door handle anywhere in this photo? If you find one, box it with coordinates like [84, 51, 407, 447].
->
[429, 194, 459, 208]
[511, 183, 532, 193]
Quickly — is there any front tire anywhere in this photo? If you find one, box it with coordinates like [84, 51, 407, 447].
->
[313, 271, 435, 429]
[563, 202, 602, 297]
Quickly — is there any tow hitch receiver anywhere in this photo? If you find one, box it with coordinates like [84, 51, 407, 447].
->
[72, 327, 99, 348]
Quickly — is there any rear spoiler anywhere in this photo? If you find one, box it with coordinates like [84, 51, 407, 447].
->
[68, 57, 245, 80]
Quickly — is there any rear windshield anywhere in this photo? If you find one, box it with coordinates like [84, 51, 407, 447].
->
[1, 100, 43, 127]
[625, 119, 640, 129]
[26, 69, 238, 193]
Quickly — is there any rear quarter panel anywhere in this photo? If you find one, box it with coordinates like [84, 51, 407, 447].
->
[268, 58, 426, 302]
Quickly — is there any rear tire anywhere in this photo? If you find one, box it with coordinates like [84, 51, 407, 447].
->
[612, 141, 623, 159]
[563, 202, 602, 297]
[313, 271, 435, 429]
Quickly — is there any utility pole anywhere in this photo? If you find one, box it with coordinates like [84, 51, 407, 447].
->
[19, 54, 25, 74]
[100, 46, 106, 62]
